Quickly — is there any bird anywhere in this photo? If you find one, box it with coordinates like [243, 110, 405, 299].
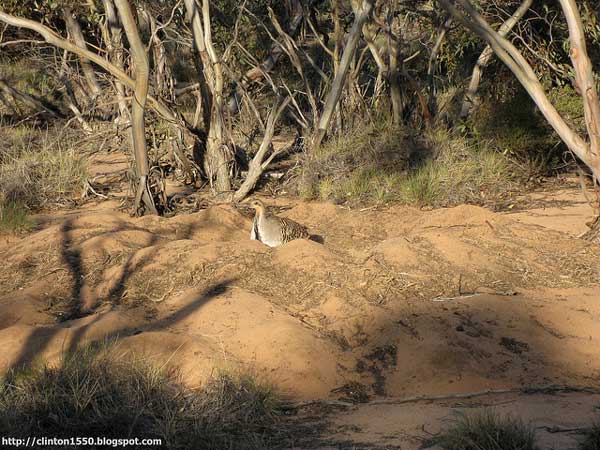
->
[249, 199, 310, 247]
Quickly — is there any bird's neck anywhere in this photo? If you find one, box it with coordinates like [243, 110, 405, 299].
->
[255, 208, 267, 219]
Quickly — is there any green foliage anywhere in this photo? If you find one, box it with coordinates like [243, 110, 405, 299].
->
[0, 201, 35, 234]
[297, 120, 520, 208]
[471, 86, 565, 178]
[0, 344, 286, 450]
[433, 410, 539, 450]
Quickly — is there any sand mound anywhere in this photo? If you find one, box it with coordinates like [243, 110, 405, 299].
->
[76, 230, 158, 260]
[418, 204, 502, 229]
[273, 239, 340, 271]
[117, 331, 230, 387]
[1, 196, 599, 402]
[155, 287, 348, 397]
[160, 205, 252, 242]
[372, 237, 419, 268]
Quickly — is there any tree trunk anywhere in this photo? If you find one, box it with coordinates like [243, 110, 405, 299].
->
[200, 0, 232, 194]
[427, 16, 452, 117]
[113, 0, 157, 215]
[183, 0, 213, 131]
[332, 0, 344, 132]
[63, 8, 102, 98]
[389, 38, 403, 126]
[232, 97, 291, 202]
[558, 0, 600, 162]
[459, 0, 533, 119]
[101, 0, 129, 123]
[312, 0, 374, 152]
[439, 0, 600, 181]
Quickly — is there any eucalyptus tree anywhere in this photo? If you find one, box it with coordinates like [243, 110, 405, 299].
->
[439, 0, 600, 235]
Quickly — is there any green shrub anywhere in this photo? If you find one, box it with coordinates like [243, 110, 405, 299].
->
[0, 201, 35, 233]
[295, 118, 519, 208]
[471, 86, 565, 178]
[433, 410, 538, 450]
[0, 345, 286, 450]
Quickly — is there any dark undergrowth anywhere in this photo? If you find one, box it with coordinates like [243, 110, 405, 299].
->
[579, 423, 600, 450]
[0, 344, 292, 450]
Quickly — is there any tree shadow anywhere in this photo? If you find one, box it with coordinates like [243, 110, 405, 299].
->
[59, 218, 84, 320]
[6, 201, 247, 373]
[8, 280, 234, 373]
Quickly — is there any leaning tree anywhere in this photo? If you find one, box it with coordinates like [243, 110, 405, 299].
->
[439, 0, 600, 238]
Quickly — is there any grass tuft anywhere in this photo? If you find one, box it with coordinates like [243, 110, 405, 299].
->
[295, 119, 415, 204]
[470, 86, 567, 178]
[432, 410, 539, 450]
[403, 127, 519, 208]
[0, 344, 287, 450]
[0, 201, 35, 233]
[0, 125, 88, 212]
[296, 121, 520, 208]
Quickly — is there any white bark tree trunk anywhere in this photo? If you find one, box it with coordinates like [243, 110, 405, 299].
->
[439, 0, 600, 181]
[201, 0, 232, 194]
[63, 8, 102, 98]
[459, 0, 533, 119]
[101, 0, 129, 123]
[312, 0, 374, 152]
[113, 0, 157, 215]
[558, 0, 600, 161]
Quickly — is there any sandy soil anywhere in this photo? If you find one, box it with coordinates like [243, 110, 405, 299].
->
[316, 390, 600, 450]
[1, 170, 599, 448]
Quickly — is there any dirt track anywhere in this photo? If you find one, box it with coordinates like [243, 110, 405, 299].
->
[1, 179, 599, 448]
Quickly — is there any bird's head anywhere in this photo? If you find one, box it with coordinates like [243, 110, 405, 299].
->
[249, 199, 266, 212]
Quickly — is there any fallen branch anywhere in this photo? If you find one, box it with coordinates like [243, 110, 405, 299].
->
[0, 78, 60, 117]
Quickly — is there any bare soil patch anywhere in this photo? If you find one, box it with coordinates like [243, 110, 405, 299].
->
[1, 179, 599, 447]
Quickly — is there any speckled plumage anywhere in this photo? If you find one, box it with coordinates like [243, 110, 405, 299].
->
[249, 200, 309, 247]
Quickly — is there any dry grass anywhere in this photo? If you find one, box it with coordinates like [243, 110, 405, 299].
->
[432, 410, 539, 450]
[0, 59, 58, 102]
[0, 123, 88, 232]
[398, 128, 520, 208]
[0, 344, 288, 450]
[295, 119, 413, 204]
[295, 121, 522, 208]
[470, 86, 569, 179]
[0, 141, 88, 209]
